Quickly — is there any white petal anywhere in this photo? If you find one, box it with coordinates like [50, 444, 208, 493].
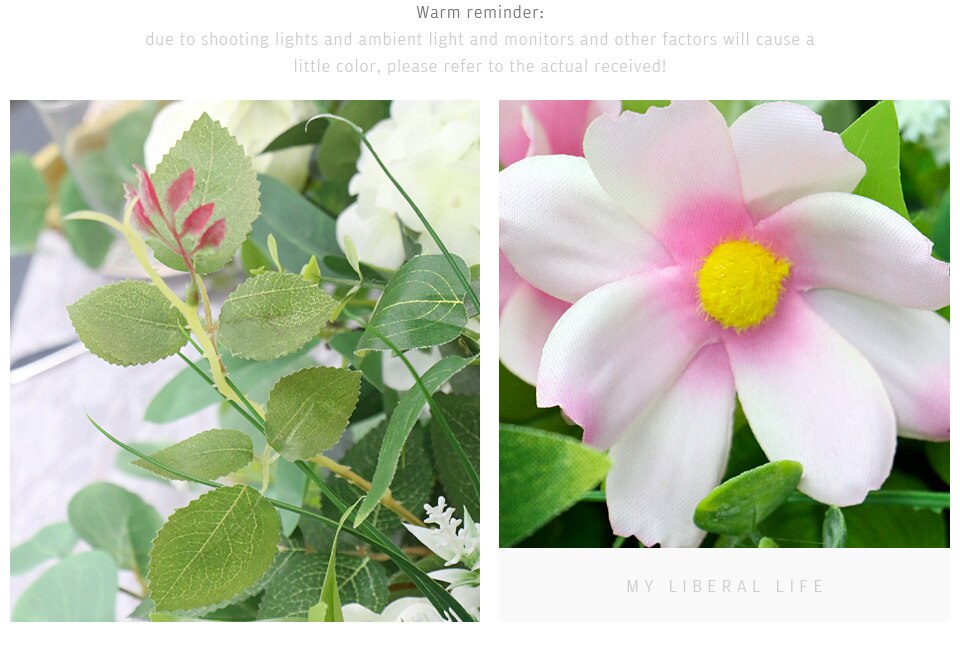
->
[499, 282, 569, 386]
[537, 267, 717, 450]
[583, 101, 743, 236]
[724, 293, 896, 506]
[335, 203, 405, 270]
[730, 102, 865, 220]
[757, 192, 950, 309]
[804, 289, 949, 441]
[607, 344, 735, 547]
[499, 155, 671, 303]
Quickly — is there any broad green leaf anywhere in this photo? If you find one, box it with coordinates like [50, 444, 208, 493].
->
[694, 461, 803, 536]
[926, 442, 949, 485]
[150, 113, 261, 274]
[67, 482, 162, 574]
[334, 423, 434, 532]
[246, 174, 341, 274]
[67, 280, 187, 366]
[822, 506, 847, 548]
[758, 537, 779, 548]
[218, 272, 337, 361]
[148, 485, 280, 612]
[356, 255, 470, 353]
[12, 551, 117, 622]
[356, 355, 474, 526]
[59, 174, 114, 268]
[264, 366, 362, 460]
[10, 153, 48, 253]
[258, 551, 389, 619]
[132, 429, 253, 480]
[499, 424, 610, 547]
[431, 394, 480, 518]
[841, 101, 909, 218]
[11, 522, 78, 574]
[145, 349, 312, 423]
[317, 100, 391, 182]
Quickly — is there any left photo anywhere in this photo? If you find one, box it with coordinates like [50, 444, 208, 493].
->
[9, 100, 481, 622]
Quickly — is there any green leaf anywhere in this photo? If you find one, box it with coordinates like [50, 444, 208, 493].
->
[149, 113, 261, 274]
[356, 255, 470, 353]
[758, 537, 779, 548]
[264, 366, 362, 460]
[693, 460, 803, 536]
[67, 482, 162, 574]
[258, 551, 389, 620]
[10, 153, 48, 253]
[499, 424, 610, 547]
[334, 423, 434, 532]
[12, 551, 117, 622]
[11, 522, 78, 575]
[926, 442, 949, 485]
[318, 501, 355, 622]
[356, 355, 473, 526]
[266, 458, 308, 537]
[246, 173, 341, 274]
[59, 174, 114, 268]
[67, 280, 187, 366]
[317, 100, 391, 182]
[261, 117, 327, 153]
[145, 349, 312, 423]
[132, 429, 253, 481]
[822, 506, 847, 548]
[430, 394, 480, 518]
[148, 485, 280, 612]
[218, 272, 337, 361]
[841, 101, 909, 218]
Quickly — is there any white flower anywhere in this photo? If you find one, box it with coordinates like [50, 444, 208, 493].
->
[144, 100, 316, 189]
[337, 101, 481, 269]
[895, 100, 950, 166]
[381, 347, 443, 392]
[342, 586, 480, 622]
[405, 497, 480, 570]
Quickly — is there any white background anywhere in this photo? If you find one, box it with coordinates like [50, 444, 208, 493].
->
[2, 0, 958, 647]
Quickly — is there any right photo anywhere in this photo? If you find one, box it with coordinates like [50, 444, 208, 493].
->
[499, 99, 950, 549]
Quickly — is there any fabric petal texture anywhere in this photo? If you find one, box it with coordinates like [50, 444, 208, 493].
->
[499, 155, 671, 303]
[757, 192, 949, 309]
[724, 293, 897, 506]
[730, 102, 866, 220]
[499, 282, 569, 386]
[335, 203, 405, 270]
[607, 344, 736, 547]
[537, 267, 716, 451]
[805, 289, 949, 441]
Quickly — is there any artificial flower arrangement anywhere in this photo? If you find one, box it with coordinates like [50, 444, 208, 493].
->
[499, 100, 949, 549]
[10, 100, 480, 621]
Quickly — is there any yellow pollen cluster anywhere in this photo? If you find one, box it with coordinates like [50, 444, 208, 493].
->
[696, 239, 791, 331]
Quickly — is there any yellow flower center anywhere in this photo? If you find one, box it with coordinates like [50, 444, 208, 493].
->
[696, 239, 791, 331]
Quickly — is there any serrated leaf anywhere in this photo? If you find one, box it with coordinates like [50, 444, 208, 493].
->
[430, 394, 480, 518]
[148, 485, 280, 612]
[11, 522, 78, 575]
[12, 551, 117, 622]
[10, 153, 48, 253]
[264, 366, 362, 461]
[67, 280, 187, 366]
[132, 429, 253, 481]
[841, 100, 909, 218]
[356, 255, 469, 353]
[356, 355, 474, 526]
[822, 506, 847, 548]
[258, 551, 389, 619]
[694, 461, 803, 536]
[67, 482, 162, 574]
[59, 173, 114, 268]
[218, 272, 337, 361]
[499, 424, 610, 547]
[149, 113, 261, 274]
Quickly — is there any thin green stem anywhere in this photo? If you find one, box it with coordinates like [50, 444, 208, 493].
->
[580, 490, 606, 503]
[612, 536, 625, 549]
[174, 352, 263, 432]
[307, 113, 480, 313]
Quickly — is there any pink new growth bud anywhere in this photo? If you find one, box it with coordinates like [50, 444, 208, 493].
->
[182, 203, 215, 235]
[196, 219, 226, 250]
[132, 200, 157, 234]
[134, 165, 163, 217]
[166, 168, 196, 215]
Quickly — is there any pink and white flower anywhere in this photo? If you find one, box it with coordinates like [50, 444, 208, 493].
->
[499, 101, 620, 384]
[499, 101, 950, 547]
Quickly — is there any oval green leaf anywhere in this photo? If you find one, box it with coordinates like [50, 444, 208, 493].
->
[11, 522, 78, 575]
[694, 460, 803, 536]
[148, 485, 281, 612]
[264, 366, 362, 461]
[355, 254, 470, 353]
[218, 272, 337, 361]
[13, 551, 117, 622]
[10, 153, 48, 254]
[822, 505, 847, 548]
[67, 280, 187, 366]
[132, 428, 253, 481]
[841, 100, 909, 218]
